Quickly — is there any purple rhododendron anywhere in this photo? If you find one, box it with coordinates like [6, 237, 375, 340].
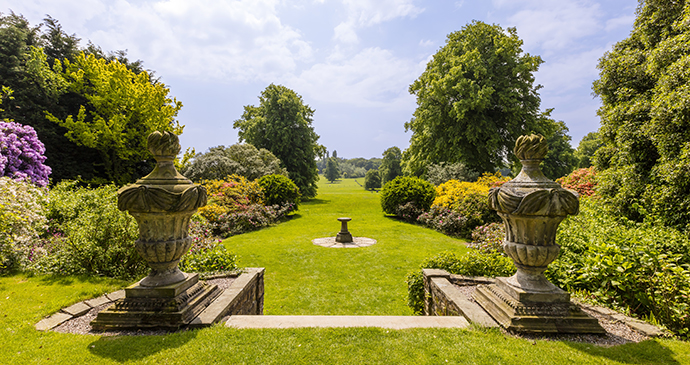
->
[0, 121, 51, 187]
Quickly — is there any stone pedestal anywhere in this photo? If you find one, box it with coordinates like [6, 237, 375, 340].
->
[473, 278, 603, 333]
[92, 273, 221, 330]
[335, 217, 353, 243]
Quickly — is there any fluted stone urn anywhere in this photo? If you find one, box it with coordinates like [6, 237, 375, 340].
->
[91, 131, 220, 330]
[473, 134, 603, 333]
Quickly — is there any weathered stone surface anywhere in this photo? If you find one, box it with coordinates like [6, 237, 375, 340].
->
[84, 295, 111, 308]
[35, 312, 72, 331]
[62, 301, 91, 317]
[106, 290, 125, 301]
[189, 268, 265, 328]
[226, 315, 469, 329]
[428, 276, 498, 328]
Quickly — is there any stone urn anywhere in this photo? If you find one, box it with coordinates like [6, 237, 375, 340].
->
[473, 134, 603, 333]
[117, 131, 207, 287]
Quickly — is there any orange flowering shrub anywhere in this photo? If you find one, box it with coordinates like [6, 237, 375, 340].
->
[556, 167, 597, 197]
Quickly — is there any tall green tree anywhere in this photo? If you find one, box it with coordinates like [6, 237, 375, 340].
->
[46, 52, 183, 185]
[403, 20, 546, 176]
[592, 0, 690, 228]
[324, 157, 341, 183]
[575, 131, 602, 168]
[234, 84, 322, 198]
[380, 146, 402, 185]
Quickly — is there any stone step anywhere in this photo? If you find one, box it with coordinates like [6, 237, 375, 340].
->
[225, 315, 469, 329]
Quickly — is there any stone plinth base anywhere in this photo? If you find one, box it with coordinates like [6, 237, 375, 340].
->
[91, 273, 220, 330]
[473, 277, 604, 334]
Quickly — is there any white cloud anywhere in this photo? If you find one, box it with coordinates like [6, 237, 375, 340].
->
[334, 22, 359, 44]
[332, 0, 424, 44]
[536, 47, 605, 94]
[605, 14, 635, 32]
[419, 39, 434, 47]
[286, 47, 421, 110]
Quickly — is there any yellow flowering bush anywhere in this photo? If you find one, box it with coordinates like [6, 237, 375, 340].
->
[197, 174, 264, 222]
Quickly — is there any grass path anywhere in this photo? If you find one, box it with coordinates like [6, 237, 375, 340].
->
[1, 177, 690, 364]
[225, 177, 467, 315]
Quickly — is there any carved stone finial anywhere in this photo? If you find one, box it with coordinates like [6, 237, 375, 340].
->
[514, 134, 548, 160]
[147, 130, 181, 158]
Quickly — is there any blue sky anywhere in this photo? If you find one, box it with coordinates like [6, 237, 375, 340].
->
[2, 0, 637, 159]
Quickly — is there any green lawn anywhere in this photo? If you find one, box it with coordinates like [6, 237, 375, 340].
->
[1, 177, 690, 364]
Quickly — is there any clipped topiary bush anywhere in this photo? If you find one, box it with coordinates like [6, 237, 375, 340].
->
[380, 176, 435, 216]
[257, 174, 301, 209]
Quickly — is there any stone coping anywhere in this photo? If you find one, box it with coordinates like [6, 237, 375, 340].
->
[422, 269, 672, 338]
[35, 269, 254, 332]
[226, 315, 469, 329]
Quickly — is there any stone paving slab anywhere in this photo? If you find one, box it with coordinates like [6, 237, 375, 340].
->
[226, 315, 469, 329]
[106, 290, 125, 301]
[85, 295, 111, 308]
[62, 301, 92, 317]
[35, 312, 72, 331]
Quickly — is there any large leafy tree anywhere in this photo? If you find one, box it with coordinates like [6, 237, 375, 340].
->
[404, 21, 546, 176]
[46, 53, 183, 185]
[574, 131, 602, 168]
[380, 146, 402, 185]
[593, 0, 690, 228]
[234, 84, 322, 198]
[324, 157, 341, 183]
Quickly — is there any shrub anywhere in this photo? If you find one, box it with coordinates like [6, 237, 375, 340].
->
[197, 175, 264, 225]
[426, 162, 479, 186]
[406, 251, 515, 314]
[258, 174, 301, 209]
[0, 177, 47, 273]
[364, 169, 381, 190]
[179, 244, 238, 275]
[556, 166, 597, 197]
[215, 203, 294, 237]
[182, 144, 287, 182]
[470, 223, 505, 255]
[0, 121, 52, 187]
[380, 176, 435, 216]
[29, 181, 146, 280]
[417, 206, 469, 236]
[548, 197, 690, 337]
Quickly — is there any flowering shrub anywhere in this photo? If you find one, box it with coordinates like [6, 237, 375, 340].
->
[197, 174, 264, 225]
[215, 203, 294, 237]
[395, 201, 424, 222]
[470, 223, 505, 255]
[417, 206, 469, 236]
[556, 166, 597, 197]
[0, 121, 52, 187]
[0, 177, 47, 273]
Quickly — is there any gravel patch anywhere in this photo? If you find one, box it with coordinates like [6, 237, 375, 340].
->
[52, 277, 235, 336]
[453, 283, 651, 347]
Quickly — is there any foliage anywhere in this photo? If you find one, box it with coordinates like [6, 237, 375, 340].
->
[0, 177, 47, 273]
[380, 176, 435, 216]
[182, 144, 287, 182]
[417, 206, 469, 236]
[180, 217, 238, 274]
[426, 162, 479, 186]
[215, 203, 294, 237]
[548, 197, 690, 337]
[338, 160, 366, 178]
[556, 167, 597, 197]
[470, 223, 505, 255]
[197, 175, 264, 225]
[324, 157, 341, 183]
[257, 174, 301, 209]
[539, 119, 577, 180]
[592, 0, 690, 229]
[380, 146, 402, 185]
[29, 181, 146, 279]
[234, 84, 322, 199]
[404, 20, 546, 176]
[0, 120, 52, 187]
[46, 52, 183, 185]
[364, 169, 381, 190]
[406, 251, 515, 314]
[574, 131, 602, 168]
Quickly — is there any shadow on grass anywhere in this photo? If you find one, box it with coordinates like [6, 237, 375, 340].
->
[302, 198, 330, 205]
[88, 329, 198, 362]
[564, 338, 680, 364]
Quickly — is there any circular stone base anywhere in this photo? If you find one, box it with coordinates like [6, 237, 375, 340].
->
[312, 237, 377, 248]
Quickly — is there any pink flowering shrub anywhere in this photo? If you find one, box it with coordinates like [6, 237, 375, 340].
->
[470, 223, 505, 255]
[417, 206, 468, 236]
[0, 121, 51, 187]
[215, 203, 295, 237]
[556, 167, 597, 197]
